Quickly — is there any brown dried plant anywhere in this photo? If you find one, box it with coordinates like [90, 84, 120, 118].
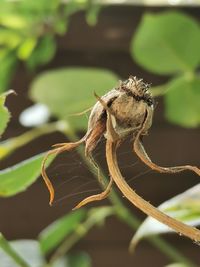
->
[41, 76, 200, 242]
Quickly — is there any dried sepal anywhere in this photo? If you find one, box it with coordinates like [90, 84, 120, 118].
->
[73, 177, 113, 210]
[133, 108, 200, 176]
[41, 139, 84, 205]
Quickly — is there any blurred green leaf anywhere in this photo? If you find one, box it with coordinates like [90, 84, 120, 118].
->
[0, 239, 45, 267]
[0, 52, 17, 93]
[0, 153, 54, 197]
[130, 183, 200, 251]
[0, 92, 11, 136]
[68, 251, 91, 267]
[39, 209, 87, 254]
[0, 29, 22, 48]
[51, 252, 91, 267]
[27, 35, 56, 70]
[0, 15, 27, 29]
[86, 4, 101, 26]
[165, 76, 200, 127]
[30, 68, 118, 130]
[17, 37, 37, 60]
[132, 11, 200, 75]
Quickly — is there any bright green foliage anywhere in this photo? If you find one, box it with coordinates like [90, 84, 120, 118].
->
[0, 0, 98, 92]
[39, 209, 87, 254]
[165, 76, 200, 127]
[130, 183, 200, 250]
[30, 67, 119, 130]
[0, 92, 11, 136]
[132, 11, 200, 75]
[0, 153, 54, 197]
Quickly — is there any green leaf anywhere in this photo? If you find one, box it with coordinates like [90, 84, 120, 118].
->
[52, 252, 91, 267]
[86, 4, 101, 26]
[130, 183, 200, 250]
[29, 68, 119, 130]
[39, 209, 87, 254]
[0, 91, 12, 136]
[165, 76, 200, 127]
[68, 251, 91, 267]
[17, 37, 37, 60]
[27, 35, 56, 70]
[0, 52, 17, 93]
[0, 239, 45, 267]
[165, 264, 188, 267]
[131, 11, 200, 75]
[0, 153, 54, 197]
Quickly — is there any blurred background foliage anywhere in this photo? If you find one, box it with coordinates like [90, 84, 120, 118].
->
[0, 0, 200, 267]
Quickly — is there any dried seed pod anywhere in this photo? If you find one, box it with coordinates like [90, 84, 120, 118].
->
[85, 76, 154, 154]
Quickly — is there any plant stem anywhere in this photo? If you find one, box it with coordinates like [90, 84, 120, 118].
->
[65, 129, 196, 267]
[0, 234, 30, 267]
[49, 207, 114, 264]
[0, 121, 68, 160]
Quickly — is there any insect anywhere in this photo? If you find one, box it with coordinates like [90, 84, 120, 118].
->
[42, 76, 200, 242]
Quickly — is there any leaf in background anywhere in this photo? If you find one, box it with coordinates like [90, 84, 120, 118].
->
[68, 251, 91, 267]
[0, 91, 12, 136]
[17, 37, 37, 60]
[0, 240, 45, 267]
[131, 11, 200, 75]
[29, 68, 119, 130]
[0, 52, 17, 93]
[39, 209, 87, 254]
[130, 183, 200, 250]
[27, 35, 56, 70]
[86, 4, 101, 26]
[52, 252, 91, 267]
[165, 76, 200, 127]
[0, 153, 54, 197]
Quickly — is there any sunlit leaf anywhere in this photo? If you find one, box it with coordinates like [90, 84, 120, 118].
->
[130, 183, 200, 250]
[17, 37, 37, 60]
[0, 15, 27, 29]
[0, 153, 54, 197]
[0, 239, 45, 267]
[132, 11, 200, 75]
[165, 76, 200, 127]
[39, 209, 87, 254]
[29, 68, 119, 130]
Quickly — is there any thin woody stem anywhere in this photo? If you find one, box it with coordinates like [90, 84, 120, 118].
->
[106, 139, 200, 242]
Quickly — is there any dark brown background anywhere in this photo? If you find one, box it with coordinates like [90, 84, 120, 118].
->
[1, 5, 200, 267]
